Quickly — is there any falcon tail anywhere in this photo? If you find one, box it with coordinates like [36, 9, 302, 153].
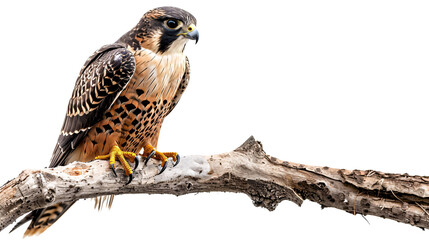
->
[10, 202, 75, 237]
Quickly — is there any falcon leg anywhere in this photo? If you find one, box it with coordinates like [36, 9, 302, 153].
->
[95, 146, 139, 184]
[142, 144, 180, 174]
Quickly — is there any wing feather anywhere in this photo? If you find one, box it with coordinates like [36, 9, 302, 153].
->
[50, 44, 136, 167]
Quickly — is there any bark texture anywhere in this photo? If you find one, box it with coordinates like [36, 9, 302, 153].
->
[1, 136, 429, 232]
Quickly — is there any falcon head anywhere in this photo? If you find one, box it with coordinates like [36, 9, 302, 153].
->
[120, 6, 199, 54]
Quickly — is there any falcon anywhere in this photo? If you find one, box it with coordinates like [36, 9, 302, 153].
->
[11, 6, 198, 236]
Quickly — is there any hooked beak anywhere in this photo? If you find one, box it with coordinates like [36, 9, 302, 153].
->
[177, 24, 199, 43]
[185, 29, 199, 43]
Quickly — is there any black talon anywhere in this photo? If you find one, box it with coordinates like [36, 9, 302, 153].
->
[134, 155, 141, 171]
[111, 164, 117, 177]
[173, 154, 180, 167]
[158, 161, 168, 175]
[144, 150, 156, 166]
[126, 174, 133, 185]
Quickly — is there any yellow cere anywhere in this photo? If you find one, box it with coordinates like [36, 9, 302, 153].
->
[177, 24, 196, 37]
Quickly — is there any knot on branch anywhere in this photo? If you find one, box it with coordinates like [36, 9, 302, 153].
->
[37, 173, 57, 206]
[44, 189, 55, 203]
[246, 179, 303, 211]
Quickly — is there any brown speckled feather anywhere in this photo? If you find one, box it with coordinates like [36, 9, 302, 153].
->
[52, 44, 136, 168]
[79, 47, 189, 160]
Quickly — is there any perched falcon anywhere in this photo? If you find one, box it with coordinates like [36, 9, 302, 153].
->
[11, 6, 198, 236]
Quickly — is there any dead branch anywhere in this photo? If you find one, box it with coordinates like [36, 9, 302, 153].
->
[1, 136, 429, 232]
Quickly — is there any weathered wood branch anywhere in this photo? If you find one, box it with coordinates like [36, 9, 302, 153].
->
[1, 136, 429, 232]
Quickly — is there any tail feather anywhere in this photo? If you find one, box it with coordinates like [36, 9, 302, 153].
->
[9, 210, 42, 234]
[94, 195, 115, 211]
[11, 201, 76, 237]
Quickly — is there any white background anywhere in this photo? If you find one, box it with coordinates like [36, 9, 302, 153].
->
[1, 0, 429, 239]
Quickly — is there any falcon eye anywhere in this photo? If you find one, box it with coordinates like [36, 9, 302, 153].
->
[167, 20, 178, 28]
[164, 19, 182, 30]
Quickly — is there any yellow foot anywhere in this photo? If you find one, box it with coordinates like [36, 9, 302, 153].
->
[95, 146, 140, 184]
[141, 144, 180, 174]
